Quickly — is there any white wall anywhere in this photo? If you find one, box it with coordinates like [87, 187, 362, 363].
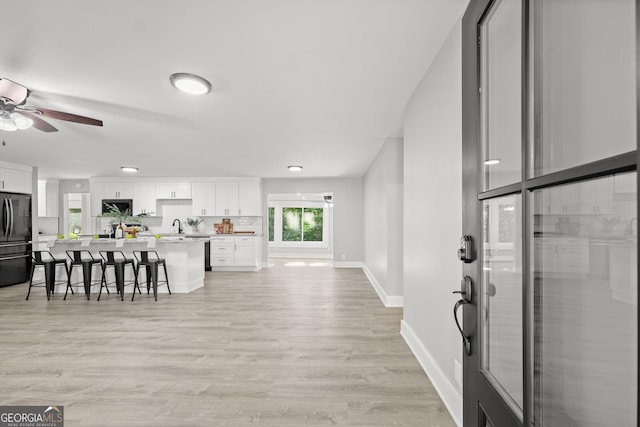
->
[363, 138, 403, 306]
[401, 19, 464, 426]
[262, 178, 363, 266]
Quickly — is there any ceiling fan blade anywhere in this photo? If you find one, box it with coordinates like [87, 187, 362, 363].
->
[0, 79, 28, 105]
[19, 111, 58, 132]
[29, 107, 103, 127]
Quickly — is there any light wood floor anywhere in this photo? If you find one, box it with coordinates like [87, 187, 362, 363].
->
[0, 259, 455, 427]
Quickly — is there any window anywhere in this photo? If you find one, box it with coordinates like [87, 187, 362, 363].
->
[281, 207, 323, 242]
[268, 207, 274, 242]
[68, 207, 82, 234]
[268, 202, 329, 248]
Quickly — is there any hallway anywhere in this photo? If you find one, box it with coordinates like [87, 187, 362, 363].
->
[0, 260, 455, 426]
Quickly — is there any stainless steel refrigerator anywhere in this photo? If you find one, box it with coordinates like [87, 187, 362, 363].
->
[0, 192, 32, 287]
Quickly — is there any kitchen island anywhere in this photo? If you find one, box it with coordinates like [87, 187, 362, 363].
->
[48, 237, 206, 294]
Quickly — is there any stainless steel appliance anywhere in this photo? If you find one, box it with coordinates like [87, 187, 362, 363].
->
[0, 192, 32, 287]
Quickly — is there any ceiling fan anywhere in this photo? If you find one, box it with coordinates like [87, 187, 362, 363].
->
[0, 78, 103, 132]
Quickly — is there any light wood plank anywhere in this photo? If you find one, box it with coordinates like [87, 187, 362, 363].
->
[0, 259, 455, 426]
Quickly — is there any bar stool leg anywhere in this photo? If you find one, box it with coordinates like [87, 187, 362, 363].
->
[82, 261, 93, 300]
[25, 263, 36, 301]
[162, 263, 171, 295]
[115, 263, 125, 301]
[44, 262, 55, 301]
[150, 262, 158, 301]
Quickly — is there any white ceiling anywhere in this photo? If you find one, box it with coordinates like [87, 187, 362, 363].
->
[0, 0, 467, 180]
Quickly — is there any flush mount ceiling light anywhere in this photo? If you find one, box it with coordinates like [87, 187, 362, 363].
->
[484, 159, 501, 165]
[170, 73, 212, 95]
[121, 166, 139, 173]
[288, 165, 303, 172]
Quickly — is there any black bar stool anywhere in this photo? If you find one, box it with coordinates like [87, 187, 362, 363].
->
[98, 250, 140, 301]
[65, 250, 103, 300]
[133, 250, 171, 301]
[26, 251, 70, 300]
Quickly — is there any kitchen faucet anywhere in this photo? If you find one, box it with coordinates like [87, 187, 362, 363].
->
[172, 218, 183, 234]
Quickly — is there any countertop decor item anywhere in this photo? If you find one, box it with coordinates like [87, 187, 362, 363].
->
[186, 217, 203, 233]
[100, 203, 147, 237]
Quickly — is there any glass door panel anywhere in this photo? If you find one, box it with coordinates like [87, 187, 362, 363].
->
[533, 0, 636, 175]
[481, 194, 524, 416]
[531, 173, 637, 426]
[481, 0, 522, 190]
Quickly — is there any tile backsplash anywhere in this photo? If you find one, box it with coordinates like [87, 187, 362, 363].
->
[137, 200, 264, 234]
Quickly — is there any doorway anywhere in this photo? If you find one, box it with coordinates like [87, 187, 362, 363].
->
[267, 192, 334, 260]
[62, 193, 91, 236]
[461, 1, 638, 426]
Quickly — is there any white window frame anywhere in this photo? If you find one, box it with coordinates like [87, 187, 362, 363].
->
[268, 201, 329, 249]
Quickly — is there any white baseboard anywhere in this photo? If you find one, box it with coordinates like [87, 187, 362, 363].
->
[361, 265, 404, 308]
[401, 320, 462, 427]
[332, 261, 363, 268]
[268, 253, 333, 259]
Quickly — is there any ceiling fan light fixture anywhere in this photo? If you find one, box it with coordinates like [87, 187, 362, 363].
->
[0, 115, 17, 131]
[10, 112, 33, 130]
[170, 73, 212, 95]
[288, 165, 303, 172]
[121, 166, 139, 173]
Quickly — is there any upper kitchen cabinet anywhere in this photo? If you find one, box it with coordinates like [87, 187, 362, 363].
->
[215, 180, 261, 216]
[103, 182, 133, 199]
[0, 162, 32, 194]
[133, 182, 156, 215]
[215, 181, 239, 216]
[156, 182, 191, 199]
[238, 181, 260, 216]
[192, 182, 216, 216]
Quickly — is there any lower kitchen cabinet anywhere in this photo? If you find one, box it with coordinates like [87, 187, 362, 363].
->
[234, 237, 258, 267]
[210, 235, 260, 270]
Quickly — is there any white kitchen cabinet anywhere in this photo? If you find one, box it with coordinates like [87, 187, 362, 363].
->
[192, 182, 216, 216]
[541, 184, 579, 214]
[238, 181, 260, 216]
[215, 181, 239, 216]
[156, 182, 191, 199]
[579, 178, 611, 214]
[0, 165, 32, 194]
[234, 236, 258, 266]
[133, 182, 156, 215]
[210, 235, 235, 266]
[103, 182, 133, 199]
[210, 235, 259, 269]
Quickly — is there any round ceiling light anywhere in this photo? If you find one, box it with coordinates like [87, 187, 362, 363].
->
[170, 73, 212, 95]
[288, 165, 303, 172]
[121, 166, 139, 173]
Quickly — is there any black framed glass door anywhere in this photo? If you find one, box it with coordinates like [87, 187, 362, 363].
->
[461, 0, 638, 426]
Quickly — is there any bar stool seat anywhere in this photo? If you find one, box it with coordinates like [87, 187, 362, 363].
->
[98, 250, 140, 301]
[26, 251, 70, 301]
[65, 250, 103, 300]
[133, 250, 171, 301]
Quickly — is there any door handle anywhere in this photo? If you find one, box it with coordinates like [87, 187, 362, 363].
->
[2, 198, 8, 238]
[453, 276, 472, 356]
[8, 198, 14, 238]
[453, 300, 471, 356]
